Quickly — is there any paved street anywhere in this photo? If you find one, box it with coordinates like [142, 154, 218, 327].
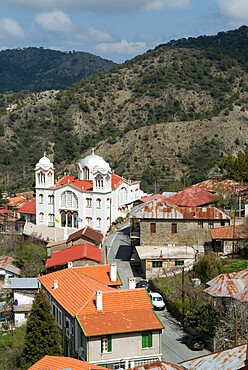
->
[103, 223, 210, 364]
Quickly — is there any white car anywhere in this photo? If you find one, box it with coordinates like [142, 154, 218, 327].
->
[149, 292, 165, 310]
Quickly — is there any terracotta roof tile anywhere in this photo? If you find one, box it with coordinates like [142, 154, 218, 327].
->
[45, 243, 101, 268]
[67, 226, 103, 245]
[29, 355, 110, 370]
[211, 224, 248, 240]
[52, 176, 93, 191]
[139, 194, 167, 203]
[18, 199, 36, 214]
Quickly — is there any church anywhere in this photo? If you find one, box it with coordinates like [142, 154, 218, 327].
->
[35, 149, 142, 234]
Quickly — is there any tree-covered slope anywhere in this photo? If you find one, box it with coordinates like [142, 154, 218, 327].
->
[1, 27, 248, 194]
[0, 47, 116, 92]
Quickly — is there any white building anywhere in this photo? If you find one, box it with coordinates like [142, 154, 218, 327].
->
[35, 149, 142, 234]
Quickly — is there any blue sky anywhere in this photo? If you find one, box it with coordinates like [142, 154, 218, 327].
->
[0, 0, 247, 63]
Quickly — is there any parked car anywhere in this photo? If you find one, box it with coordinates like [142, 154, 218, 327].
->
[149, 292, 165, 310]
[136, 280, 149, 290]
[183, 335, 205, 350]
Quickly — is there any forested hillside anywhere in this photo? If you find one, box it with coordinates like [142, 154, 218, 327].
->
[0, 48, 115, 92]
[1, 27, 248, 194]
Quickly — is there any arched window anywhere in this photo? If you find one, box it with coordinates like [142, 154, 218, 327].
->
[48, 195, 54, 204]
[86, 198, 92, 208]
[96, 198, 101, 209]
[48, 214, 54, 223]
[83, 167, 89, 180]
[61, 191, 78, 209]
[119, 187, 127, 205]
[97, 217, 101, 228]
[106, 198, 110, 208]
[39, 194, 44, 204]
[39, 212, 44, 222]
[60, 211, 78, 228]
[47, 171, 53, 185]
[86, 217, 92, 226]
[95, 174, 103, 188]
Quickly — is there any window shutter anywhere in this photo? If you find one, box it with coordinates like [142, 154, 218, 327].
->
[107, 335, 112, 352]
[148, 331, 152, 347]
[150, 223, 156, 234]
[101, 337, 104, 353]
[171, 223, 177, 234]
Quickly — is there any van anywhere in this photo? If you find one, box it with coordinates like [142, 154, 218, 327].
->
[149, 292, 165, 310]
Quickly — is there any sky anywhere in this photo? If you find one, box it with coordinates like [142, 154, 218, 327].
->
[0, 0, 248, 63]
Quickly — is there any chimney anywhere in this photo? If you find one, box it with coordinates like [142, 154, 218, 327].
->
[128, 277, 136, 289]
[96, 290, 103, 311]
[110, 263, 117, 282]
[67, 261, 73, 268]
[54, 280, 58, 289]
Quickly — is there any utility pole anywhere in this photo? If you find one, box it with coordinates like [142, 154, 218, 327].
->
[232, 209, 236, 259]
[234, 304, 237, 346]
[182, 267, 185, 329]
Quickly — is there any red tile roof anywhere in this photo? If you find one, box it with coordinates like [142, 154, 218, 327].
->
[52, 176, 93, 191]
[45, 243, 101, 268]
[29, 355, 110, 370]
[18, 199, 36, 214]
[0, 255, 20, 275]
[0, 208, 7, 216]
[211, 224, 248, 240]
[130, 197, 230, 221]
[111, 173, 138, 189]
[77, 288, 163, 336]
[139, 194, 167, 203]
[39, 265, 163, 336]
[67, 226, 103, 245]
[7, 196, 26, 208]
[166, 187, 216, 207]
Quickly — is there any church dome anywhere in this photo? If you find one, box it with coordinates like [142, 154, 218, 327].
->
[80, 148, 110, 174]
[38, 154, 51, 166]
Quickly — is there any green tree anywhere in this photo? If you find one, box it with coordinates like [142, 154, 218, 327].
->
[193, 252, 222, 282]
[21, 289, 62, 369]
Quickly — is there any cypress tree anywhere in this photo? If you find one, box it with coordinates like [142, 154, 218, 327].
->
[21, 289, 62, 369]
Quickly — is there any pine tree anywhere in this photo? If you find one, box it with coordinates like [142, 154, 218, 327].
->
[21, 289, 62, 369]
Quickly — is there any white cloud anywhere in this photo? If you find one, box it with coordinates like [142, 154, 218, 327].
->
[35, 10, 73, 32]
[0, 0, 192, 12]
[216, 0, 248, 23]
[88, 27, 112, 42]
[0, 18, 25, 40]
[96, 39, 147, 54]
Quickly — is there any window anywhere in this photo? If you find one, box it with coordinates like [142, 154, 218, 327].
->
[95, 174, 103, 188]
[97, 218, 101, 228]
[48, 195, 54, 204]
[101, 335, 112, 353]
[39, 212, 44, 222]
[171, 223, 177, 234]
[221, 220, 225, 226]
[96, 199, 101, 209]
[142, 331, 152, 348]
[175, 260, 184, 266]
[86, 198, 92, 208]
[198, 220, 203, 229]
[61, 191, 78, 209]
[152, 261, 162, 268]
[52, 303, 62, 328]
[150, 223, 156, 234]
[47, 171, 53, 185]
[48, 214, 54, 223]
[39, 194, 44, 204]
[83, 167, 89, 180]
[119, 187, 127, 205]
[208, 220, 214, 229]
[106, 198, 110, 208]
[86, 217, 92, 226]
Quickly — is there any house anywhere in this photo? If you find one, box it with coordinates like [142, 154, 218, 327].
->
[11, 278, 40, 327]
[29, 355, 111, 370]
[0, 256, 20, 289]
[45, 243, 102, 272]
[18, 199, 36, 223]
[35, 149, 142, 235]
[46, 226, 103, 257]
[38, 264, 164, 369]
[179, 343, 248, 369]
[204, 269, 248, 311]
[129, 197, 230, 278]
[211, 224, 248, 256]
[165, 186, 217, 207]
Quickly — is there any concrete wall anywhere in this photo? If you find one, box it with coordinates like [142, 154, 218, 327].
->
[88, 330, 161, 363]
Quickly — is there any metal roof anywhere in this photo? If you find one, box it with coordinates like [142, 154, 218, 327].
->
[11, 278, 40, 289]
[179, 343, 248, 370]
[166, 187, 216, 207]
[204, 269, 248, 299]
[129, 197, 230, 221]
[0, 256, 21, 275]
[135, 246, 195, 260]
[129, 361, 183, 370]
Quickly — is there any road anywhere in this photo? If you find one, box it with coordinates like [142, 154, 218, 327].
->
[103, 223, 210, 364]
